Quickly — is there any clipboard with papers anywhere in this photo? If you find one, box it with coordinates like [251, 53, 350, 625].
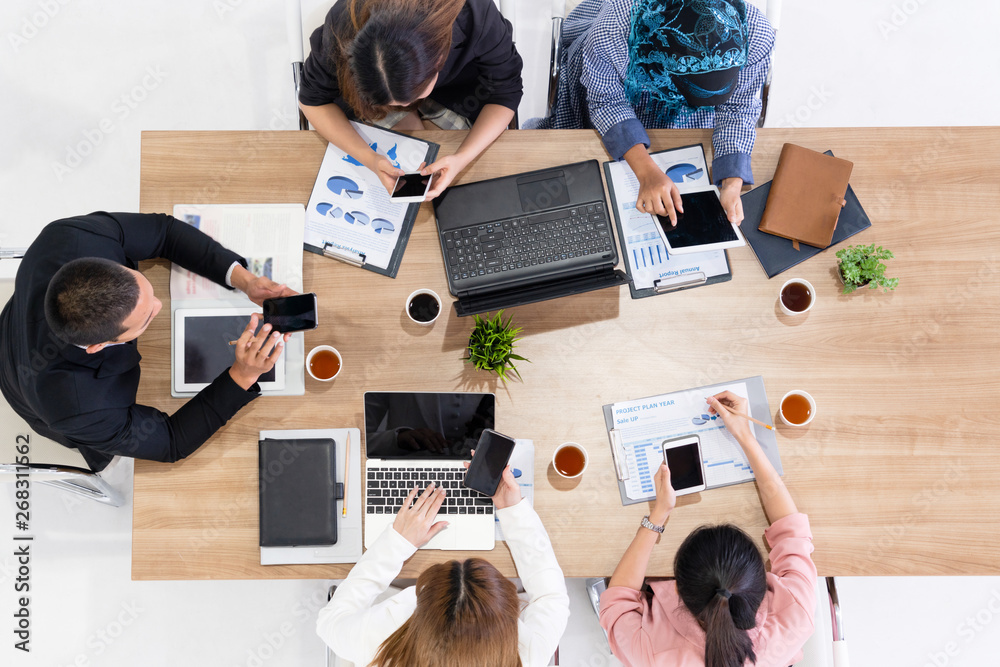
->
[603, 144, 732, 298]
[303, 122, 440, 278]
[602, 376, 782, 506]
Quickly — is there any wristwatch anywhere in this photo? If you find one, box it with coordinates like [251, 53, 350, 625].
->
[640, 515, 665, 534]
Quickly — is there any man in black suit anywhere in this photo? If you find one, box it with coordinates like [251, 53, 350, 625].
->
[0, 211, 295, 471]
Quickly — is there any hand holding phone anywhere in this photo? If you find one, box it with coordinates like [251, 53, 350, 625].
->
[463, 429, 516, 496]
[262, 293, 318, 333]
[661, 435, 706, 496]
[391, 173, 434, 203]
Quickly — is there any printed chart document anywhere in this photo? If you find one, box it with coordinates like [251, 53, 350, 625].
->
[605, 145, 729, 290]
[170, 204, 306, 397]
[304, 123, 436, 272]
[612, 381, 763, 501]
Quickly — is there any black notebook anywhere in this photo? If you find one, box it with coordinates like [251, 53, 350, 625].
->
[259, 438, 343, 548]
[741, 151, 872, 279]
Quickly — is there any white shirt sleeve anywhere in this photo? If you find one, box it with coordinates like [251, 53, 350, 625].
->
[224, 261, 240, 288]
[315, 527, 419, 665]
[498, 499, 571, 666]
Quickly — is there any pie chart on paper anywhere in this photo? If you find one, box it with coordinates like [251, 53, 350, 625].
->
[665, 163, 704, 183]
[371, 219, 395, 234]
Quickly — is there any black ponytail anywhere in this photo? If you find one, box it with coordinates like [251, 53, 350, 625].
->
[674, 525, 768, 667]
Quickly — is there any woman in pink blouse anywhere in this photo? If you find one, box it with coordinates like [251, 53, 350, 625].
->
[600, 390, 817, 667]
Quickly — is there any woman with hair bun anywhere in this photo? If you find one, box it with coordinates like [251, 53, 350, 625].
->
[600, 390, 817, 667]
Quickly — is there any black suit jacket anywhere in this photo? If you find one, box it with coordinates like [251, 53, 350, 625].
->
[299, 0, 523, 122]
[0, 212, 259, 471]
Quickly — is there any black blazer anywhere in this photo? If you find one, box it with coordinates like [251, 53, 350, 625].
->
[0, 212, 258, 472]
[299, 0, 523, 122]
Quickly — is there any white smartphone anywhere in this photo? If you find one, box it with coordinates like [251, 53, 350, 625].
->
[390, 173, 433, 203]
[661, 435, 707, 496]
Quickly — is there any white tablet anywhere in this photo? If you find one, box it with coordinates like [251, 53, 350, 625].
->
[654, 186, 746, 255]
[173, 308, 285, 394]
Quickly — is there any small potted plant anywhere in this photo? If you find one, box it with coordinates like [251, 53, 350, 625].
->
[835, 243, 899, 294]
[465, 310, 528, 382]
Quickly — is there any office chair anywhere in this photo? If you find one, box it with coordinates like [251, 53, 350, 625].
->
[544, 0, 782, 126]
[0, 280, 125, 506]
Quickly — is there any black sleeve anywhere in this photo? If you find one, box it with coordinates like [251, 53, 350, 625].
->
[299, 15, 344, 107]
[50, 370, 259, 463]
[469, 1, 524, 112]
[107, 211, 245, 289]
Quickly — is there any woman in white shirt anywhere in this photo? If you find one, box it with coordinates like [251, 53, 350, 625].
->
[317, 465, 569, 666]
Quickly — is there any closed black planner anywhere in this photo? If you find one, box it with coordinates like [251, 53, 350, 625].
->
[741, 151, 872, 279]
[259, 438, 343, 548]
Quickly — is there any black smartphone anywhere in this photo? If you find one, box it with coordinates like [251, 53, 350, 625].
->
[463, 429, 516, 496]
[262, 293, 318, 333]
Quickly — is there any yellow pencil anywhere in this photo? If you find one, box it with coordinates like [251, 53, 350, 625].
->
[343, 431, 351, 517]
[715, 400, 774, 431]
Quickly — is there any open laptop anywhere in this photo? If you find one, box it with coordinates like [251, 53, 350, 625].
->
[432, 160, 629, 316]
[363, 391, 496, 550]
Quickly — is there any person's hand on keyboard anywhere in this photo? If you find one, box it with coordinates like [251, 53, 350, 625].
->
[393, 483, 448, 547]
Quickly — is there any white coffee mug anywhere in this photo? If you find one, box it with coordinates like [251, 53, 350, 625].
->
[405, 289, 442, 326]
[306, 345, 342, 382]
[778, 278, 816, 316]
[552, 442, 589, 479]
[779, 390, 816, 427]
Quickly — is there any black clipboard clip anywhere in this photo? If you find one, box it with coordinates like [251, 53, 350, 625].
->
[322, 242, 365, 268]
[653, 271, 707, 294]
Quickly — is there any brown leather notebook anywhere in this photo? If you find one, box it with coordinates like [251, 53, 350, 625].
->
[759, 143, 853, 249]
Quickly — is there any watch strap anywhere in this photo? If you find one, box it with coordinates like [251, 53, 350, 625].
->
[641, 515, 665, 534]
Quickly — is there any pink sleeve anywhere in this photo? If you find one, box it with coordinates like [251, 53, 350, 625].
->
[598, 587, 655, 667]
[764, 513, 817, 614]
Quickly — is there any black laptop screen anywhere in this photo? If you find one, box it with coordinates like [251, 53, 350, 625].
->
[364, 392, 495, 460]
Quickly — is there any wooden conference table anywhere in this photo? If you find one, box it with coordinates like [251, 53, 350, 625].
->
[134, 127, 1000, 580]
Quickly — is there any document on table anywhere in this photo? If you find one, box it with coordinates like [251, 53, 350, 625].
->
[169, 204, 306, 397]
[611, 381, 756, 501]
[604, 144, 729, 290]
[304, 123, 436, 271]
[170, 204, 305, 303]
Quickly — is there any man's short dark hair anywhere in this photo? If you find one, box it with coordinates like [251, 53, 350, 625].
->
[44, 258, 140, 346]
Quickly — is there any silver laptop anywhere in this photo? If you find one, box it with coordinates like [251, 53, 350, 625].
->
[363, 391, 496, 550]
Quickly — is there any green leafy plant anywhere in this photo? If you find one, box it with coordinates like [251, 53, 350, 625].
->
[465, 310, 528, 382]
[836, 243, 899, 294]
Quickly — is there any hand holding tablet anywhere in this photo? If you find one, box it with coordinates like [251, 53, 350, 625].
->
[654, 187, 746, 255]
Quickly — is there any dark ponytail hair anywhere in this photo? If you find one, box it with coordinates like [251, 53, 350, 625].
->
[674, 525, 767, 667]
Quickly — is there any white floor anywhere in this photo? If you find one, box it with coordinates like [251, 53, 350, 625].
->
[2, 1, 999, 665]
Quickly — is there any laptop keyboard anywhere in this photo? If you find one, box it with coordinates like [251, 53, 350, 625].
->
[366, 467, 494, 515]
[442, 203, 613, 284]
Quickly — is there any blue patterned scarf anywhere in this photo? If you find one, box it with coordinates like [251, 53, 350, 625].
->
[624, 0, 749, 125]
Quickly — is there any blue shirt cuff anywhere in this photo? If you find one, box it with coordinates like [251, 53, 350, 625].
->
[712, 152, 754, 185]
[602, 119, 649, 161]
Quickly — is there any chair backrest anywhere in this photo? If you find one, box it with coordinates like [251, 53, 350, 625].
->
[0, 279, 91, 471]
